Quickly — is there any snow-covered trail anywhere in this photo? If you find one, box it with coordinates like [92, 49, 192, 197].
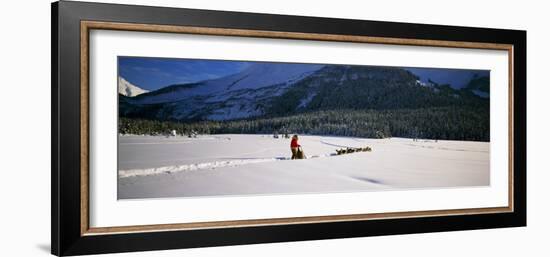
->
[118, 134, 345, 170]
[119, 158, 280, 178]
[118, 134, 490, 199]
[118, 152, 340, 178]
[118, 137, 341, 178]
[118, 135, 363, 178]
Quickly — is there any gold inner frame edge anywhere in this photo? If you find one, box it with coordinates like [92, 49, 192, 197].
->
[80, 20, 515, 236]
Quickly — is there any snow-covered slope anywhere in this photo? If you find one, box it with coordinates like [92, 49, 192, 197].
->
[118, 77, 149, 97]
[132, 62, 323, 104]
[205, 62, 323, 92]
[121, 62, 323, 120]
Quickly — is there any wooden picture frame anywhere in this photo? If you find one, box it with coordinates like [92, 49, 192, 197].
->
[52, 1, 526, 256]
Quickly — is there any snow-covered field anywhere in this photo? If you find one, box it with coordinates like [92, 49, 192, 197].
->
[118, 134, 489, 199]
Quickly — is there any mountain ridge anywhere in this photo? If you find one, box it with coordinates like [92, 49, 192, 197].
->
[119, 63, 489, 122]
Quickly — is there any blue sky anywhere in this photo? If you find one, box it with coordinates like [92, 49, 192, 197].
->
[118, 57, 250, 91]
[118, 56, 489, 91]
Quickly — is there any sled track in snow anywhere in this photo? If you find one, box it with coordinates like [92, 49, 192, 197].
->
[119, 158, 281, 178]
[119, 153, 338, 178]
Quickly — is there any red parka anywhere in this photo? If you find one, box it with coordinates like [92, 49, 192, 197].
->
[290, 138, 300, 148]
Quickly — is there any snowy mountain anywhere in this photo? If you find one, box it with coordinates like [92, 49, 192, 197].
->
[122, 62, 322, 120]
[405, 68, 490, 99]
[120, 63, 489, 121]
[405, 68, 489, 89]
[118, 77, 149, 97]
[131, 62, 323, 104]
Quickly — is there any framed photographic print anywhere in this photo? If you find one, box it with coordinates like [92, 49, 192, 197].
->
[51, 1, 526, 256]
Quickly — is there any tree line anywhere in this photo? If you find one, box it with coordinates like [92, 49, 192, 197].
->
[119, 106, 489, 141]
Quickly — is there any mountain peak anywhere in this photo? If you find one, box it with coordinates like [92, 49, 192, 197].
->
[128, 62, 325, 104]
[118, 77, 149, 97]
[204, 62, 324, 91]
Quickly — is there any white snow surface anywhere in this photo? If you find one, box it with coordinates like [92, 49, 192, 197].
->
[118, 77, 149, 97]
[118, 134, 489, 199]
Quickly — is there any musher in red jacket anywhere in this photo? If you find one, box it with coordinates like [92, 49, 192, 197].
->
[290, 135, 301, 160]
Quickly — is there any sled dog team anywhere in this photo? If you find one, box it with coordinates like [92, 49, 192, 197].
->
[291, 135, 372, 160]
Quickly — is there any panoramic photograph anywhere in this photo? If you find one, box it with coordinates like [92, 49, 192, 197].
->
[117, 56, 490, 199]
